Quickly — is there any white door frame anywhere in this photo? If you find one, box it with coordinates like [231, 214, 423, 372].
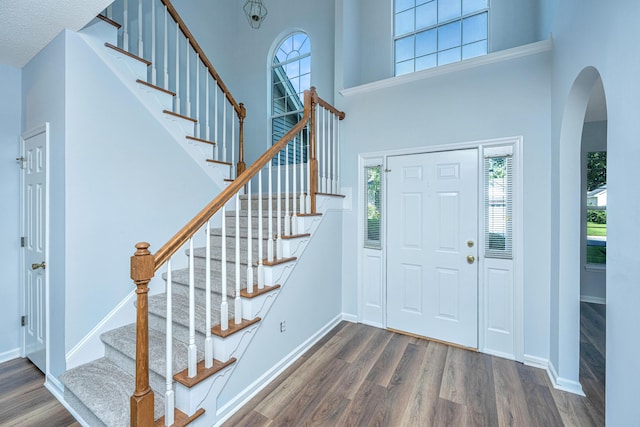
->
[20, 123, 51, 376]
[357, 136, 524, 361]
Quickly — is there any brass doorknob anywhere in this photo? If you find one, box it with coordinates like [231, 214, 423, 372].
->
[466, 255, 475, 264]
[32, 261, 46, 270]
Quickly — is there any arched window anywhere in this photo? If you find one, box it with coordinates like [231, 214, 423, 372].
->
[271, 32, 311, 163]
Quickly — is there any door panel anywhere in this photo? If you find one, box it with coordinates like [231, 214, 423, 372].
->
[387, 149, 478, 348]
[23, 129, 47, 373]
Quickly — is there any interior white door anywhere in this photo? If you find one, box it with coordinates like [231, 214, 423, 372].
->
[23, 128, 47, 373]
[386, 149, 478, 348]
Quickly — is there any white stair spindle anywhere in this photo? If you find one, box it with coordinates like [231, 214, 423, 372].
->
[164, 259, 175, 427]
[284, 141, 290, 236]
[150, 0, 156, 85]
[267, 162, 274, 262]
[137, 0, 143, 56]
[163, 6, 169, 90]
[322, 109, 328, 193]
[246, 180, 254, 294]
[235, 194, 242, 324]
[337, 115, 341, 192]
[123, 0, 129, 52]
[292, 135, 298, 235]
[174, 24, 180, 114]
[187, 238, 197, 377]
[258, 170, 265, 288]
[306, 127, 311, 213]
[214, 86, 219, 160]
[185, 43, 191, 117]
[276, 152, 283, 259]
[205, 76, 210, 142]
[223, 100, 227, 163]
[204, 221, 213, 368]
[221, 207, 229, 330]
[231, 108, 236, 178]
[195, 56, 200, 138]
[333, 115, 338, 193]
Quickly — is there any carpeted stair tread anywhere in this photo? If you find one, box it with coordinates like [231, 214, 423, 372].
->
[164, 267, 250, 297]
[60, 357, 164, 427]
[148, 292, 234, 337]
[101, 323, 201, 383]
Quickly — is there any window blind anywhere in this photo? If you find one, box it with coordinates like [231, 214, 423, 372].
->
[364, 166, 382, 249]
[484, 154, 513, 259]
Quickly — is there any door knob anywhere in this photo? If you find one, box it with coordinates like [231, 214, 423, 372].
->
[32, 261, 46, 270]
[466, 255, 475, 264]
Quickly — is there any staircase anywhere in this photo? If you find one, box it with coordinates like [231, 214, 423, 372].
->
[58, 1, 346, 425]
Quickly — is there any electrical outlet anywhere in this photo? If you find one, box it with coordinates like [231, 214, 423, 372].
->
[280, 320, 286, 332]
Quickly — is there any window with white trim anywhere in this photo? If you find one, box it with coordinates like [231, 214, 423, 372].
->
[271, 32, 311, 165]
[394, 0, 489, 76]
[586, 151, 606, 265]
[484, 149, 512, 259]
[364, 165, 382, 249]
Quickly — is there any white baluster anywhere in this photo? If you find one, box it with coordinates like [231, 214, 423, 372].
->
[223, 100, 227, 163]
[284, 141, 290, 236]
[164, 259, 174, 426]
[231, 108, 236, 177]
[150, 0, 156, 85]
[163, 6, 169, 90]
[267, 162, 274, 262]
[137, 0, 143, 56]
[195, 56, 200, 138]
[336, 115, 341, 193]
[221, 206, 229, 331]
[214, 85, 219, 160]
[276, 152, 283, 259]
[234, 194, 242, 324]
[292, 135, 298, 235]
[306, 127, 311, 213]
[333, 115, 338, 193]
[205, 76, 210, 142]
[322, 109, 328, 193]
[174, 24, 180, 114]
[123, 0, 129, 51]
[185, 43, 191, 117]
[204, 221, 213, 368]
[258, 170, 265, 288]
[187, 238, 196, 377]
[300, 132, 306, 215]
[246, 180, 254, 294]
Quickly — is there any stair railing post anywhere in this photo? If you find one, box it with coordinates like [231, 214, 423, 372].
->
[130, 242, 155, 427]
[309, 87, 318, 214]
[237, 103, 247, 177]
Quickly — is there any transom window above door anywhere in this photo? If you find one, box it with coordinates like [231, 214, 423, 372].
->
[394, 0, 489, 76]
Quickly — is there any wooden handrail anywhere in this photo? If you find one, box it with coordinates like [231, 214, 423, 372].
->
[160, 0, 242, 116]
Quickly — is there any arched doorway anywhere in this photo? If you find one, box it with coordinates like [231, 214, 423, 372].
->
[554, 67, 606, 402]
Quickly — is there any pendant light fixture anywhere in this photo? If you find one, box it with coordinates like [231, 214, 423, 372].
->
[243, 0, 268, 29]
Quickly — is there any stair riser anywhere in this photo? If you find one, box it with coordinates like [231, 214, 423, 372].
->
[239, 197, 303, 212]
[104, 345, 167, 396]
[170, 267, 254, 297]
[149, 314, 209, 350]
[63, 389, 108, 427]
[190, 240, 270, 259]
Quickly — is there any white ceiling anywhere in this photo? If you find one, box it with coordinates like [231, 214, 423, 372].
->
[0, 0, 113, 68]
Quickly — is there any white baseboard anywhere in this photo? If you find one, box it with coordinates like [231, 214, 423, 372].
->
[0, 347, 20, 364]
[214, 313, 344, 426]
[65, 290, 137, 370]
[341, 313, 358, 323]
[580, 295, 606, 305]
[45, 374, 89, 427]
[523, 354, 549, 370]
[547, 360, 586, 396]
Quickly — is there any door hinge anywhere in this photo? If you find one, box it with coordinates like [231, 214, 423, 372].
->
[16, 157, 26, 169]
[21, 237, 25, 247]
[21, 315, 26, 327]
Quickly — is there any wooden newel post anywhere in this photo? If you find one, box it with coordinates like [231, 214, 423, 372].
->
[130, 242, 155, 427]
[237, 103, 247, 177]
[309, 87, 318, 214]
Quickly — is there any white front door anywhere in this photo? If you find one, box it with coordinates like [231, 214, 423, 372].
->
[22, 127, 48, 373]
[386, 149, 478, 348]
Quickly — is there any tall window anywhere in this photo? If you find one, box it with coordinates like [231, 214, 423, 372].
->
[484, 153, 512, 259]
[586, 152, 606, 265]
[364, 165, 382, 249]
[271, 32, 311, 164]
[394, 0, 489, 76]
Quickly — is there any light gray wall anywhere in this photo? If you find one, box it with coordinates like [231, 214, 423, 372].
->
[22, 31, 67, 377]
[547, 2, 640, 422]
[338, 0, 545, 88]
[337, 51, 552, 361]
[0, 64, 22, 361]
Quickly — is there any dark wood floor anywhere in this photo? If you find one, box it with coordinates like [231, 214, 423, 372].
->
[0, 303, 604, 427]
[0, 357, 79, 427]
[225, 304, 605, 427]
